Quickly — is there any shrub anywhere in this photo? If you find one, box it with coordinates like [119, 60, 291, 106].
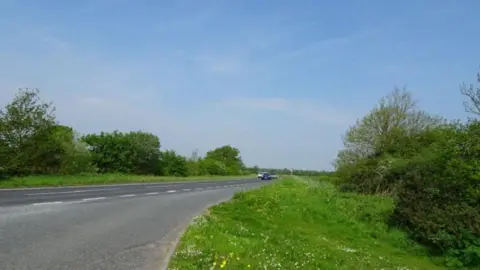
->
[392, 121, 480, 267]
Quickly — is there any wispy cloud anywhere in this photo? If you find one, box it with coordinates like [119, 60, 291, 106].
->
[218, 97, 355, 126]
[1, 0, 477, 170]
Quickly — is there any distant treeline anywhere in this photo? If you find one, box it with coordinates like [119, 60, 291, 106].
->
[0, 88, 327, 180]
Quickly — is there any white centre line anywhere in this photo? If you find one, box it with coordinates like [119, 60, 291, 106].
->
[26, 188, 119, 196]
[82, 197, 106, 202]
[32, 201, 63, 206]
[166, 190, 176, 193]
[183, 189, 191, 191]
[145, 192, 159, 195]
[145, 184, 181, 189]
[119, 194, 135, 198]
[195, 188, 203, 190]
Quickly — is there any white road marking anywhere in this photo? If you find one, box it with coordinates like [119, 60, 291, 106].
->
[31, 201, 63, 206]
[195, 188, 203, 190]
[26, 188, 119, 196]
[145, 192, 159, 195]
[183, 189, 191, 191]
[82, 197, 106, 202]
[119, 194, 135, 198]
[166, 190, 176, 193]
[144, 184, 181, 189]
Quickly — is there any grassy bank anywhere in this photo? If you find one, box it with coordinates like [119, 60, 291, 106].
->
[168, 178, 444, 270]
[0, 174, 256, 188]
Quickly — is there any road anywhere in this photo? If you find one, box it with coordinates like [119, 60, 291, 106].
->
[0, 178, 270, 270]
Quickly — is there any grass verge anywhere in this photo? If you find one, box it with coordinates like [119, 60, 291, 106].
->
[0, 174, 256, 188]
[168, 178, 445, 270]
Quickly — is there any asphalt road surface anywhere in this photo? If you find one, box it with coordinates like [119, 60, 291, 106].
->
[0, 178, 270, 270]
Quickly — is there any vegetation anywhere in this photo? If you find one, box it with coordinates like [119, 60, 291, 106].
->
[171, 70, 480, 269]
[332, 72, 480, 268]
[169, 178, 442, 270]
[0, 88, 312, 188]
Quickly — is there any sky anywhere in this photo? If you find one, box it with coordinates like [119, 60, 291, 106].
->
[0, 0, 479, 170]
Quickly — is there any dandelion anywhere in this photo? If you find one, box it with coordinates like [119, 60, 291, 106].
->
[220, 259, 227, 268]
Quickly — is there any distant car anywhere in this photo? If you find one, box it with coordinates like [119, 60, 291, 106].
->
[270, 173, 277, 179]
[260, 172, 272, 180]
[257, 172, 268, 179]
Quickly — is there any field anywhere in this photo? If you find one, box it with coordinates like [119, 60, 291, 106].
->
[0, 173, 256, 188]
[168, 178, 444, 270]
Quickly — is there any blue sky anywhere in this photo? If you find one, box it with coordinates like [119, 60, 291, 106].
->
[0, 0, 479, 170]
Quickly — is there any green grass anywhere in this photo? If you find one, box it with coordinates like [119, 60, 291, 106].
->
[168, 178, 445, 270]
[0, 173, 256, 188]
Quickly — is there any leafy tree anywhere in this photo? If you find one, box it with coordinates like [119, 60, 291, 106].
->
[0, 88, 59, 175]
[205, 145, 245, 175]
[391, 121, 480, 267]
[82, 130, 161, 175]
[334, 88, 443, 193]
[199, 158, 228, 175]
[160, 150, 188, 177]
[186, 148, 203, 176]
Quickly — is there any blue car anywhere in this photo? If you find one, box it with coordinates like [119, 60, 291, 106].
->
[261, 172, 271, 180]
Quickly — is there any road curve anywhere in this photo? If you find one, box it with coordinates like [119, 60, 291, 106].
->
[0, 179, 270, 270]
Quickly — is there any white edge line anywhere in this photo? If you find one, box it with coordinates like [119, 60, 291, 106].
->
[166, 190, 176, 193]
[145, 192, 159, 195]
[32, 201, 63, 206]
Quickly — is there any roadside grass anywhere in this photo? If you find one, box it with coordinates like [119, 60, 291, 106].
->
[168, 178, 445, 270]
[0, 173, 256, 188]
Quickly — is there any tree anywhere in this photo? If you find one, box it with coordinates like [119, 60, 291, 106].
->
[82, 130, 161, 175]
[460, 69, 480, 116]
[336, 87, 443, 168]
[160, 150, 188, 177]
[334, 88, 443, 194]
[205, 145, 245, 175]
[186, 148, 202, 176]
[0, 88, 59, 175]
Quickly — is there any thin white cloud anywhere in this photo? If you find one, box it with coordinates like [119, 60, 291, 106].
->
[218, 97, 355, 126]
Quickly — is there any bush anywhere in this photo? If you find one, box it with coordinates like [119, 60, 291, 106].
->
[391, 121, 480, 267]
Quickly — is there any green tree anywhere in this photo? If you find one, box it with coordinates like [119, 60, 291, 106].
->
[0, 88, 60, 175]
[205, 145, 244, 175]
[82, 130, 161, 175]
[160, 150, 188, 177]
[335, 88, 443, 193]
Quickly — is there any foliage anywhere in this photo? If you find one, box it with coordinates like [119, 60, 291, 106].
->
[0, 88, 86, 176]
[333, 74, 480, 268]
[169, 179, 442, 270]
[391, 121, 480, 268]
[160, 150, 189, 177]
[0, 88, 262, 183]
[204, 145, 245, 175]
[81, 130, 162, 175]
